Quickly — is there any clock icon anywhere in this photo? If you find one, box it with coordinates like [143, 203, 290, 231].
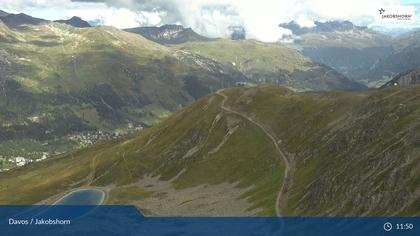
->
[384, 222, 393, 232]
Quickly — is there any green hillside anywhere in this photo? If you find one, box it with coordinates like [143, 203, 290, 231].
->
[0, 21, 246, 160]
[174, 39, 310, 72]
[1, 85, 419, 216]
[173, 39, 365, 91]
[0, 18, 365, 164]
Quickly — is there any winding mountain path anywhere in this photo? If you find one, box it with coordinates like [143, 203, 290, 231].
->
[216, 90, 290, 216]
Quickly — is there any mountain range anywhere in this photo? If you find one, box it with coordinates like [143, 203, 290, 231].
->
[0, 21, 247, 158]
[279, 20, 368, 35]
[0, 11, 365, 160]
[366, 30, 420, 85]
[0, 11, 420, 217]
[0, 10, 8, 17]
[0, 12, 48, 29]
[281, 20, 392, 83]
[281, 20, 420, 87]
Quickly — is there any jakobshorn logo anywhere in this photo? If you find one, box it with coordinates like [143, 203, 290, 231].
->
[377, 6, 415, 22]
[379, 8, 385, 15]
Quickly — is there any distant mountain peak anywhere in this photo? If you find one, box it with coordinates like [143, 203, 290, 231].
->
[0, 13, 48, 28]
[55, 16, 91, 28]
[124, 24, 210, 44]
[279, 20, 367, 35]
[0, 10, 9, 17]
[157, 24, 185, 31]
[228, 26, 246, 40]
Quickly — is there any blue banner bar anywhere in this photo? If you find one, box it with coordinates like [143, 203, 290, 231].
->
[0, 205, 418, 236]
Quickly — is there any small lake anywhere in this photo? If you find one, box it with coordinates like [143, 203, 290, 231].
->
[54, 189, 105, 205]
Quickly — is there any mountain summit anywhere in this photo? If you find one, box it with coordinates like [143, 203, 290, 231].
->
[124, 24, 210, 44]
[0, 13, 48, 28]
[228, 26, 246, 40]
[55, 16, 91, 28]
[0, 10, 9, 17]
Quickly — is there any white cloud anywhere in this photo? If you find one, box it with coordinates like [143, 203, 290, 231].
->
[1, 1, 169, 28]
[1, 0, 416, 42]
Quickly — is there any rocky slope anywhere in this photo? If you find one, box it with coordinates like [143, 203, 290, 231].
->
[0, 85, 419, 216]
[382, 66, 420, 87]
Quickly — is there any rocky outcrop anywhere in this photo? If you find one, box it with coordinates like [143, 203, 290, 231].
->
[382, 66, 420, 87]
